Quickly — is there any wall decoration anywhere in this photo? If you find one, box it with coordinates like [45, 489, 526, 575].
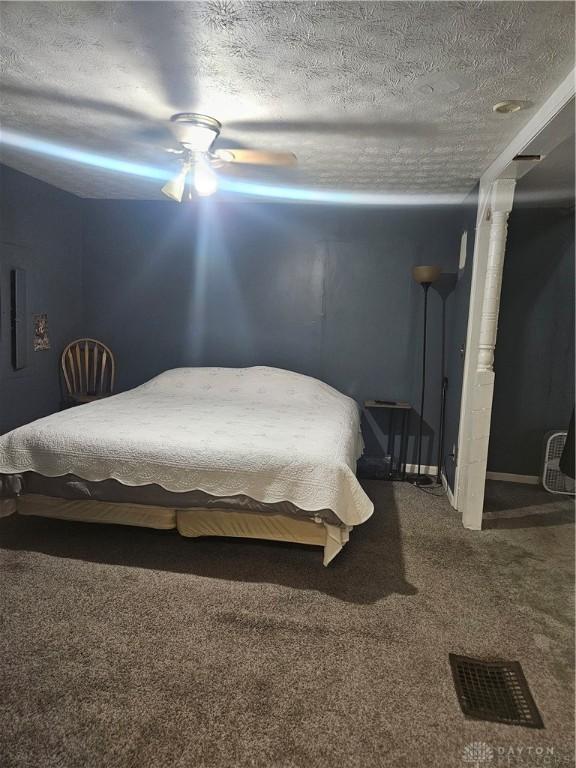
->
[33, 313, 50, 351]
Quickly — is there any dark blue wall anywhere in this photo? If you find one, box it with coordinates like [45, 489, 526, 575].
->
[443, 193, 478, 491]
[2, 164, 570, 480]
[488, 204, 575, 475]
[0, 165, 83, 432]
[82, 199, 468, 466]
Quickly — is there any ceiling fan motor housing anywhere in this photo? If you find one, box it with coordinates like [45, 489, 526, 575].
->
[170, 113, 221, 152]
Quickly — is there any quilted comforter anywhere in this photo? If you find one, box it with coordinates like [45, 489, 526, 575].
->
[0, 367, 373, 527]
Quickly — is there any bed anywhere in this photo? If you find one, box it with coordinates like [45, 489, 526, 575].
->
[0, 366, 373, 565]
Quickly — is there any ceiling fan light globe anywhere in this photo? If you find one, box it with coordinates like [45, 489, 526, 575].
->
[194, 162, 218, 197]
[161, 165, 189, 202]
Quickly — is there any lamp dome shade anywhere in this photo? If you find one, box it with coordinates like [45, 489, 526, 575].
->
[412, 265, 442, 284]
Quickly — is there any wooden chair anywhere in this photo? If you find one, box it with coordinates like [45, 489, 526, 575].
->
[61, 338, 115, 406]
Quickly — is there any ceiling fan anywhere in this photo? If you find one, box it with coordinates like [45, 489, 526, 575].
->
[161, 113, 297, 201]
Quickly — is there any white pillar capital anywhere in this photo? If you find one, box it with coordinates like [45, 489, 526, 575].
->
[490, 178, 516, 215]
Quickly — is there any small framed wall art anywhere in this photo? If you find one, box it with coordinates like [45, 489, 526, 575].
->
[33, 313, 50, 351]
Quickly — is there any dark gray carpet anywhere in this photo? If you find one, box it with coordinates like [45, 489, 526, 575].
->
[0, 481, 573, 768]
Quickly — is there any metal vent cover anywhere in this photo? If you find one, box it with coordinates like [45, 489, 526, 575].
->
[450, 654, 544, 728]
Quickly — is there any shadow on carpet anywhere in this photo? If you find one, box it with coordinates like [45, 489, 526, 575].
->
[0, 481, 416, 605]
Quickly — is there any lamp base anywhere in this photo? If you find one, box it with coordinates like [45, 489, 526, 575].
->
[406, 473, 436, 487]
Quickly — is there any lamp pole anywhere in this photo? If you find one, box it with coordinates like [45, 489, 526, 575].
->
[416, 281, 431, 479]
[410, 265, 441, 487]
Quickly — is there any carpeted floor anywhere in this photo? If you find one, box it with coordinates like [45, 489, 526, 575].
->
[0, 480, 573, 768]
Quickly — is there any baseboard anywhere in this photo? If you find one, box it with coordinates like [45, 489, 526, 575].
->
[441, 472, 457, 509]
[405, 463, 438, 476]
[485, 471, 540, 485]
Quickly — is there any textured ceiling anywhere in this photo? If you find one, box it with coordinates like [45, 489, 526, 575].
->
[0, 1, 574, 200]
[518, 132, 575, 206]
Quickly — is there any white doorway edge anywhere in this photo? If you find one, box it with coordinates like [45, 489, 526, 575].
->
[453, 69, 575, 530]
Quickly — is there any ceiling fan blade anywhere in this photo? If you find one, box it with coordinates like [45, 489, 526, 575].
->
[213, 149, 297, 167]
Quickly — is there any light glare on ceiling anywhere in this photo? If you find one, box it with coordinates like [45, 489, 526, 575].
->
[0, 128, 466, 206]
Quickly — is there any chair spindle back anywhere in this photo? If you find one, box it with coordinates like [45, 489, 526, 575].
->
[61, 338, 115, 399]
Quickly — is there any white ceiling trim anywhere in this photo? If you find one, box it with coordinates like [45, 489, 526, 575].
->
[479, 68, 576, 208]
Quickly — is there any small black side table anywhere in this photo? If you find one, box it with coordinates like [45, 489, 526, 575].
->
[364, 400, 411, 480]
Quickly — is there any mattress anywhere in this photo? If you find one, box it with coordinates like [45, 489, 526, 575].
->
[3, 472, 342, 526]
[0, 366, 373, 527]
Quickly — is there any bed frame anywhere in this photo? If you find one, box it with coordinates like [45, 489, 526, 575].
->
[0, 495, 351, 566]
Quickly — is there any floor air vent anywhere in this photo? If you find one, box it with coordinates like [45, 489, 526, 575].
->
[449, 654, 544, 728]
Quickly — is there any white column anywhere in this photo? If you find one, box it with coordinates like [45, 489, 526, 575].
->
[460, 179, 516, 530]
[478, 180, 516, 373]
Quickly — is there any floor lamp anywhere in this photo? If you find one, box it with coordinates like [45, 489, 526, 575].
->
[410, 265, 442, 486]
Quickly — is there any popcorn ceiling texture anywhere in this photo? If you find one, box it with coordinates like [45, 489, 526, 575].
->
[0, 1, 574, 199]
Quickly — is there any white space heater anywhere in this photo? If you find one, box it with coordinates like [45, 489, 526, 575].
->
[542, 431, 575, 495]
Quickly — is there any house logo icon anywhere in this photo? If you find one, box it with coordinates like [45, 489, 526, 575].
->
[462, 742, 494, 766]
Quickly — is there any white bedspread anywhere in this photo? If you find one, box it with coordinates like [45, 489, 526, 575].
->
[0, 367, 373, 526]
